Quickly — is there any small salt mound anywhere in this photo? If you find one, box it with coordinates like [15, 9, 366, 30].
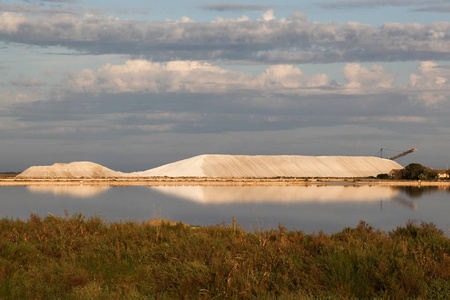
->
[17, 161, 128, 178]
[137, 154, 403, 178]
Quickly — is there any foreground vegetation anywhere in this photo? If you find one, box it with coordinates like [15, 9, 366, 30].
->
[1, 215, 449, 299]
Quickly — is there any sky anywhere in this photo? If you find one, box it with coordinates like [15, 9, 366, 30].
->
[1, 0, 450, 172]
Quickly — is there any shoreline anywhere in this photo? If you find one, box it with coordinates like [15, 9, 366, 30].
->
[1, 177, 450, 187]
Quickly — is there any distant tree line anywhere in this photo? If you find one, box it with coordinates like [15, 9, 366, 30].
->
[380, 163, 450, 180]
[400, 163, 438, 180]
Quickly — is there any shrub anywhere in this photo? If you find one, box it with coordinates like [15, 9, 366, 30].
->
[403, 163, 426, 179]
[376, 173, 389, 179]
[399, 163, 439, 180]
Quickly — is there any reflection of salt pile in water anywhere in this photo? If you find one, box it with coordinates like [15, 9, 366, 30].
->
[138, 155, 402, 178]
[27, 185, 110, 198]
[18, 161, 129, 178]
[150, 186, 399, 204]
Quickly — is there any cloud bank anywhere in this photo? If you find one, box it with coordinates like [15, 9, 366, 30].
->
[65, 59, 450, 97]
[3, 60, 448, 134]
[66, 60, 332, 94]
[202, 3, 269, 12]
[1, 11, 450, 63]
[2, 57, 450, 170]
[317, 0, 450, 9]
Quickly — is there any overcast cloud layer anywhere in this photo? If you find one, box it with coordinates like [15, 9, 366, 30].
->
[1, 1, 450, 170]
[318, 0, 450, 10]
[1, 10, 450, 63]
[202, 4, 270, 12]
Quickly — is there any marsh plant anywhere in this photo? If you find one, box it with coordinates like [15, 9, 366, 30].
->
[0, 214, 449, 299]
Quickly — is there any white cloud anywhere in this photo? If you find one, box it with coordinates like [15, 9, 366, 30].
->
[408, 61, 450, 105]
[409, 61, 448, 88]
[67, 60, 252, 93]
[236, 16, 250, 22]
[0, 92, 39, 108]
[412, 92, 449, 106]
[63, 59, 450, 101]
[255, 65, 303, 88]
[7, 59, 448, 107]
[307, 74, 329, 87]
[0, 12, 27, 33]
[180, 16, 194, 23]
[67, 60, 334, 94]
[262, 10, 276, 21]
[343, 63, 395, 90]
[10, 77, 46, 87]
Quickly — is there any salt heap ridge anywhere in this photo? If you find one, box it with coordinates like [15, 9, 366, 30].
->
[137, 154, 402, 178]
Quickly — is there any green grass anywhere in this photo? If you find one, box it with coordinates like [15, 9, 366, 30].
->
[0, 214, 449, 299]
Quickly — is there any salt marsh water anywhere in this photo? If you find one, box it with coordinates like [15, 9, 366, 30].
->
[1, 185, 449, 234]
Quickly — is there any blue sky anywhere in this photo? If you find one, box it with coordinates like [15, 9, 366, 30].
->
[1, 0, 450, 171]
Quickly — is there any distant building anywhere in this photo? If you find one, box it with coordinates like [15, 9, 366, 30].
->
[389, 169, 403, 179]
[436, 170, 450, 179]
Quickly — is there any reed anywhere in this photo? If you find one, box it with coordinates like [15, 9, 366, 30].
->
[0, 214, 449, 299]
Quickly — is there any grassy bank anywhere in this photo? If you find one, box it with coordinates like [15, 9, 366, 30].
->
[0, 173, 19, 179]
[1, 215, 449, 299]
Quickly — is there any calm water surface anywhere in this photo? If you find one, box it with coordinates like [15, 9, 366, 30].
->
[0, 185, 449, 234]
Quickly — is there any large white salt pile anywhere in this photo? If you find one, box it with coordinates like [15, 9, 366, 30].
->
[137, 154, 402, 178]
[17, 161, 128, 178]
[17, 155, 403, 178]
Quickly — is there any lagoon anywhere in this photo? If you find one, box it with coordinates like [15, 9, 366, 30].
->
[1, 185, 449, 234]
